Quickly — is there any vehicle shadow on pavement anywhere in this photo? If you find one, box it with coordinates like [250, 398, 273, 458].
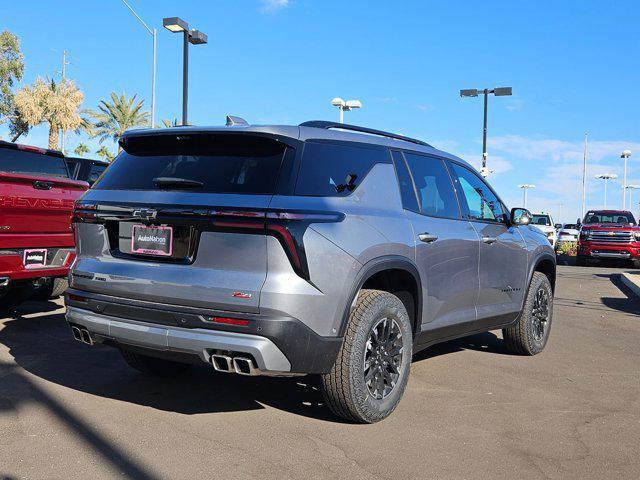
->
[412, 331, 509, 363]
[0, 303, 340, 423]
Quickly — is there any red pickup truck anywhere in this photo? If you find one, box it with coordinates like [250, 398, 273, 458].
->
[1, 141, 88, 308]
[577, 210, 640, 266]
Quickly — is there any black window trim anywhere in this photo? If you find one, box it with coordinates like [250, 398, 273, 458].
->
[444, 159, 510, 226]
[395, 150, 464, 221]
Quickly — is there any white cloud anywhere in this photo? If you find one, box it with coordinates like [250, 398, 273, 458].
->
[261, 0, 290, 12]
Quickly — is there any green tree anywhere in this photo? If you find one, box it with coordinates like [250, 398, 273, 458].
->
[88, 92, 149, 150]
[13, 77, 84, 149]
[95, 146, 114, 162]
[0, 30, 24, 123]
[73, 142, 89, 157]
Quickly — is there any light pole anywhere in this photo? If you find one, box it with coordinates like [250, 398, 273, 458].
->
[626, 184, 640, 210]
[331, 98, 362, 123]
[518, 184, 535, 208]
[460, 87, 512, 178]
[163, 17, 208, 126]
[621, 150, 632, 209]
[595, 173, 617, 209]
[122, 0, 157, 128]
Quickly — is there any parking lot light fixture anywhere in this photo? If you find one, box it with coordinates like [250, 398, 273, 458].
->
[518, 184, 535, 208]
[621, 150, 632, 209]
[625, 184, 640, 210]
[460, 87, 512, 178]
[331, 97, 362, 124]
[595, 173, 618, 209]
[163, 17, 208, 126]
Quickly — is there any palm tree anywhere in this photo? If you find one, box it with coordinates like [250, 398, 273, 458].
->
[88, 92, 149, 151]
[13, 77, 84, 149]
[95, 146, 114, 162]
[73, 142, 89, 157]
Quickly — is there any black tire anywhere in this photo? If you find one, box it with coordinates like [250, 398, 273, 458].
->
[321, 289, 412, 423]
[575, 255, 586, 267]
[32, 278, 68, 301]
[119, 348, 192, 377]
[503, 272, 553, 355]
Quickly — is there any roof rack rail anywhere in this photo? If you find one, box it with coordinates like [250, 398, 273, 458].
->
[299, 120, 432, 147]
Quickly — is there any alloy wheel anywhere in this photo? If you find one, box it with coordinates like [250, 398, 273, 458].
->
[363, 317, 404, 400]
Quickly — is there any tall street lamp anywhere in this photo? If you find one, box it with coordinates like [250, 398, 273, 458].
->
[626, 184, 640, 210]
[460, 87, 512, 178]
[331, 98, 362, 123]
[122, 0, 157, 128]
[163, 17, 208, 126]
[518, 184, 535, 208]
[621, 150, 632, 209]
[595, 173, 618, 209]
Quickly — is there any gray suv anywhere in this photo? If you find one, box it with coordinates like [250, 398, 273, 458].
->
[67, 120, 556, 423]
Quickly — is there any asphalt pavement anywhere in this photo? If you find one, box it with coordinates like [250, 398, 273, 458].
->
[1, 264, 639, 480]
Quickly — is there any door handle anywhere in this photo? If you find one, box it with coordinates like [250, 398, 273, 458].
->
[418, 233, 438, 243]
[482, 236, 497, 244]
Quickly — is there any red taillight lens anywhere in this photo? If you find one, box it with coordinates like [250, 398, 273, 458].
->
[67, 293, 87, 303]
[211, 316, 250, 326]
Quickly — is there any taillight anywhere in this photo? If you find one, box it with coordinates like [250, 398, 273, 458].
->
[72, 201, 98, 224]
[210, 209, 344, 280]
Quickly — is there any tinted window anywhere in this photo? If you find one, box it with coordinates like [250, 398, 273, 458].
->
[295, 142, 388, 196]
[95, 135, 286, 194]
[403, 153, 459, 218]
[450, 163, 505, 223]
[0, 148, 69, 178]
[583, 211, 636, 225]
[88, 164, 107, 183]
[391, 151, 419, 212]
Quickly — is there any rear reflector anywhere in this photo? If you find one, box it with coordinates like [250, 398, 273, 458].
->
[67, 293, 87, 303]
[211, 317, 250, 326]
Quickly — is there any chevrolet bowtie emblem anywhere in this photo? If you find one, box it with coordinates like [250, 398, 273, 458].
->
[132, 209, 157, 220]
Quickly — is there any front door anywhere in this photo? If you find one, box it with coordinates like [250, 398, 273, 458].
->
[447, 162, 528, 320]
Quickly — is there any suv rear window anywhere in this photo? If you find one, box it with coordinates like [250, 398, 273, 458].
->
[295, 142, 389, 196]
[0, 148, 69, 178]
[94, 135, 286, 194]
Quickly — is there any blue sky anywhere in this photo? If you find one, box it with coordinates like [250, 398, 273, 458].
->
[3, 0, 639, 222]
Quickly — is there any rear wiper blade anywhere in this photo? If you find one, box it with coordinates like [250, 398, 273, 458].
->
[153, 177, 204, 188]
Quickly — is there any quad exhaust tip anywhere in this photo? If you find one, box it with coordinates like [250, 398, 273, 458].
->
[71, 325, 94, 345]
[210, 354, 258, 376]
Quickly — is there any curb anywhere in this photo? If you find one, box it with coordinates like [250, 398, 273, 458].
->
[620, 272, 640, 298]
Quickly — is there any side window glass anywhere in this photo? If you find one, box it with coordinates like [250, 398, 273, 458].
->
[403, 153, 460, 218]
[391, 151, 419, 212]
[295, 142, 387, 196]
[450, 163, 505, 223]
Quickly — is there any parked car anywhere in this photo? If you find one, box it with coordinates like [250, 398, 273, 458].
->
[531, 213, 557, 247]
[577, 210, 640, 266]
[0, 141, 89, 308]
[557, 223, 580, 243]
[66, 120, 556, 423]
[65, 157, 109, 186]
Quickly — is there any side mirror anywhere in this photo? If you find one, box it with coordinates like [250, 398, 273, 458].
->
[511, 207, 532, 226]
[554, 223, 562, 229]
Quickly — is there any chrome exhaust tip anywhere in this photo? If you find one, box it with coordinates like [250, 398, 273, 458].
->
[79, 328, 93, 345]
[71, 326, 82, 342]
[232, 357, 257, 376]
[211, 354, 234, 373]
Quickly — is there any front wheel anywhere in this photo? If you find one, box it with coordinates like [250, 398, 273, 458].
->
[321, 289, 413, 423]
[503, 272, 553, 355]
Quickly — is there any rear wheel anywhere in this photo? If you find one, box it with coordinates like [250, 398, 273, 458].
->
[32, 278, 68, 301]
[120, 348, 192, 377]
[321, 289, 412, 423]
[503, 272, 553, 355]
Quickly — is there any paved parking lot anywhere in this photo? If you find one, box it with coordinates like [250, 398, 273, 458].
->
[1, 264, 639, 480]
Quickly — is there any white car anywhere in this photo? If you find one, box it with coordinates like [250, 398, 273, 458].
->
[531, 213, 557, 247]
[557, 223, 580, 243]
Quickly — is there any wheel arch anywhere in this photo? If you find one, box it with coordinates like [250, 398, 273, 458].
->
[530, 252, 557, 292]
[337, 256, 423, 337]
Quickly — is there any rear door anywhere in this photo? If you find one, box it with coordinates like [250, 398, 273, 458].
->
[446, 161, 528, 319]
[72, 133, 292, 313]
[393, 151, 480, 329]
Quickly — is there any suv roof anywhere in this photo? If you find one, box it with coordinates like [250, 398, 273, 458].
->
[119, 121, 471, 168]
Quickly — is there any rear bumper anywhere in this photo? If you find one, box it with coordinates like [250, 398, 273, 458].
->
[578, 242, 640, 259]
[64, 289, 342, 374]
[0, 248, 75, 281]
